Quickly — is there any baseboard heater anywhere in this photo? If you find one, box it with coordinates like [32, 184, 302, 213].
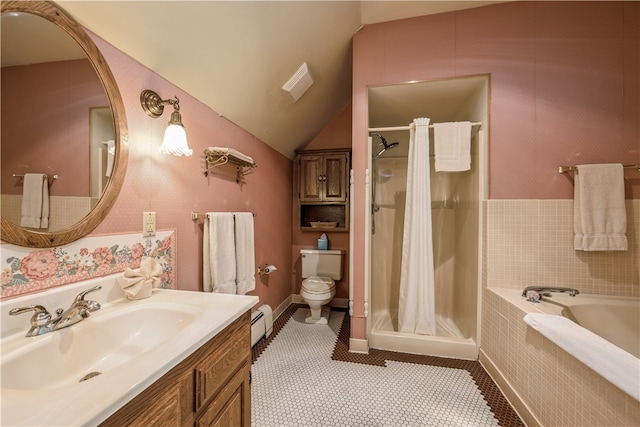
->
[251, 304, 273, 347]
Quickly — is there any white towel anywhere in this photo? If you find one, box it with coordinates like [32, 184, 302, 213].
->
[574, 163, 627, 251]
[203, 213, 237, 293]
[20, 173, 49, 229]
[524, 313, 639, 401]
[105, 140, 115, 177]
[433, 121, 472, 172]
[234, 212, 256, 295]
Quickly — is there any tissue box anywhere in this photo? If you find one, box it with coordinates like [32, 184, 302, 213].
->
[317, 238, 329, 250]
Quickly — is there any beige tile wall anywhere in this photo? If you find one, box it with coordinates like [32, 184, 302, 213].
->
[481, 199, 640, 425]
[485, 200, 639, 296]
[1, 195, 96, 232]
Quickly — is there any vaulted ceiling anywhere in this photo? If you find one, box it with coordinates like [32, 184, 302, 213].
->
[55, 1, 505, 158]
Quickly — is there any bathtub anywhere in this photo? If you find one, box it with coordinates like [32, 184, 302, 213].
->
[490, 287, 640, 402]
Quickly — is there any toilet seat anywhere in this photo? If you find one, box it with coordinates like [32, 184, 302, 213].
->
[301, 276, 335, 294]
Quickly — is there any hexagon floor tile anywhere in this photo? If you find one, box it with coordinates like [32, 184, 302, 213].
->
[251, 306, 524, 427]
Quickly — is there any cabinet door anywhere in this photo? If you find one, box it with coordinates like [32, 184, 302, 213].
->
[196, 365, 251, 427]
[323, 153, 347, 202]
[104, 384, 181, 427]
[299, 155, 323, 202]
[195, 323, 250, 411]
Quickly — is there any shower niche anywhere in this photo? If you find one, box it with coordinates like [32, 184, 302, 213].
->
[366, 75, 489, 359]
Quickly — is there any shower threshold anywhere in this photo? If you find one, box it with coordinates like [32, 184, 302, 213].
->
[369, 329, 478, 360]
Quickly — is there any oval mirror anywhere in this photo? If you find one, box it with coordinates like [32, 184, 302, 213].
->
[1, 1, 128, 248]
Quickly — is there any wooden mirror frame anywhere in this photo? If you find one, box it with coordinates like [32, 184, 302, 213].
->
[1, 1, 128, 248]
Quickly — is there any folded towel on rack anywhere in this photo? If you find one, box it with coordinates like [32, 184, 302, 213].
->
[206, 146, 254, 165]
[574, 163, 627, 251]
[20, 173, 49, 229]
[433, 122, 471, 172]
[234, 212, 256, 295]
[203, 212, 237, 293]
[117, 257, 162, 300]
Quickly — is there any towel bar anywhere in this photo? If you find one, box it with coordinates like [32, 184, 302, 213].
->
[558, 164, 640, 174]
[13, 173, 59, 180]
[191, 211, 255, 221]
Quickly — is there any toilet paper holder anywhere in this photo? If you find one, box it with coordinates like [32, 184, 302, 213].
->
[257, 264, 277, 275]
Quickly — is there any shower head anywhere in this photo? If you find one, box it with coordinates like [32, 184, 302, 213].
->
[375, 148, 387, 159]
[371, 132, 399, 158]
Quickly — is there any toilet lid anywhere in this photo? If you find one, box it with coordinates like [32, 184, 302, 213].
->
[302, 276, 335, 293]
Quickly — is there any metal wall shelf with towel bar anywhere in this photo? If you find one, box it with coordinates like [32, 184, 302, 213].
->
[558, 164, 640, 174]
[12, 173, 59, 184]
[203, 148, 257, 183]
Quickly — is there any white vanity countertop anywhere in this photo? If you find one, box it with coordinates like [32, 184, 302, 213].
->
[1, 275, 258, 426]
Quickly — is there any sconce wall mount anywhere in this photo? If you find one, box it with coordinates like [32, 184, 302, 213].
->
[140, 89, 192, 157]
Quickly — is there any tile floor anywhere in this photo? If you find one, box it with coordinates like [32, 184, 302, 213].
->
[251, 305, 524, 427]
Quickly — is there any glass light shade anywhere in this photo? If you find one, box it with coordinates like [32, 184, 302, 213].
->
[159, 124, 192, 156]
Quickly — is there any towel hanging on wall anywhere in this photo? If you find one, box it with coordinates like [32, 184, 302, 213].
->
[234, 212, 256, 295]
[574, 163, 627, 251]
[433, 121, 471, 172]
[20, 173, 49, 229]
[203, 212, 256, 294]
[203, 213, 237, 293]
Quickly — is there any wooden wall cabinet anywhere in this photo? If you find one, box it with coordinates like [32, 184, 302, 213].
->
[100, 312, 251, 427]
[295, 149, 351, 231]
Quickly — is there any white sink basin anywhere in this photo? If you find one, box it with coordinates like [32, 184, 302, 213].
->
[2, 302, 200, 391]
[0, 274, 258, 426]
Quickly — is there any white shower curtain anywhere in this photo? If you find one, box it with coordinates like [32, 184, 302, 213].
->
[398, 117, 436, 335]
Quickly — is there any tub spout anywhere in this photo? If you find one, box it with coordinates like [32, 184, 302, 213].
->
[522, 286, 579, 302]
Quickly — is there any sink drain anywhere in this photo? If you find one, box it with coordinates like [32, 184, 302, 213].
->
[79, 371, 102, 382]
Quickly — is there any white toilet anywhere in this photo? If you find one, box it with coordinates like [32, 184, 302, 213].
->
[300, 249, 343, 324]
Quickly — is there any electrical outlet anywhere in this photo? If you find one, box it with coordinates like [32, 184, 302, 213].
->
[143, 212, 156, 237]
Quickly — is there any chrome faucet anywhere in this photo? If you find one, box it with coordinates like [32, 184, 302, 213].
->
[9, 285, 102, 337]
[522, 285, 579, 302]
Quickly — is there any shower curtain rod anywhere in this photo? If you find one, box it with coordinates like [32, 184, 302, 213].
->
[368, 121, 482, 132]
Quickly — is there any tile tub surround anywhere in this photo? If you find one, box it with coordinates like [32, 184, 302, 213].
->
[480, 288, 640, 427]
[481, 199, 639, 425]
[485, 199, 639, 296]
[252, 305, 524, 427]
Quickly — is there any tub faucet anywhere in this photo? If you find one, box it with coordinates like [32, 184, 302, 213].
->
[522, 286, 579, 303]
[9, 285, 102, 337]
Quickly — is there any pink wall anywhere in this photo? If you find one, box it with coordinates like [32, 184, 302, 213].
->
[1, 59, 103, 196]
[350, 1, 639, 339]
[76, 32, 294, 311]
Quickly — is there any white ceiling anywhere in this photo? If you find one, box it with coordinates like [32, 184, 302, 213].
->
[39, 1, 505, 158]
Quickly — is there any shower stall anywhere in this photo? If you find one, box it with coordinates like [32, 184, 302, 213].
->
[366, 76, 488, 359]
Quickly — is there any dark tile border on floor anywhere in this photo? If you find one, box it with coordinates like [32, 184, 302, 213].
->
[252, 304, 524, 427]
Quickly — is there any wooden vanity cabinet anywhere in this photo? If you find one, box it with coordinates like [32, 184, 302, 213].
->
[295, 149, 351, 231]
[100, 312, 251, 427]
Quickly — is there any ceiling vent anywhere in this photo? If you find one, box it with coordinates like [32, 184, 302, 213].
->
[282, 62, 313, 102]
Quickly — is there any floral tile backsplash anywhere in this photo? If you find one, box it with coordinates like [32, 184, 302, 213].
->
[1, 230, 176, 300]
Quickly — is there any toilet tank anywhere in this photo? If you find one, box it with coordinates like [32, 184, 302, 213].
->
[300, 249, 343, 280]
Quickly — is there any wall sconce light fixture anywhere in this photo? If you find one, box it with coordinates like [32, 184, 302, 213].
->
[140, 89, 193, 156]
